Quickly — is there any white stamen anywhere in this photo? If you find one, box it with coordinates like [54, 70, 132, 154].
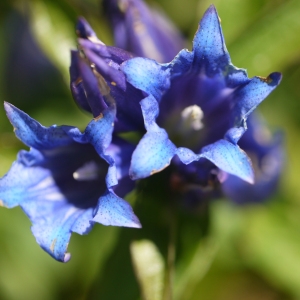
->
[181, 105, 204, 130]
[73, 161, 99, 181]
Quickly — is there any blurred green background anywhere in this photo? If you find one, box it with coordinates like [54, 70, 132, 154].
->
[0, 0, 299, 299]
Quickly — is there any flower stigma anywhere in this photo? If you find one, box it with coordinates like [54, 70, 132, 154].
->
[73, 161, 103, 181]
[160, 104, 205, 149]
[181, 105, 204, 131]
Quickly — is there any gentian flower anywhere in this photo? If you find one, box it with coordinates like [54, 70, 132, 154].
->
[0, 84, 141, 262]
[71, 3, 283, 204]
[72, 18, 145, 133]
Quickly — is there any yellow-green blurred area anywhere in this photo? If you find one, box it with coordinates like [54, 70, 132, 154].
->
[0, 0, 299, 299]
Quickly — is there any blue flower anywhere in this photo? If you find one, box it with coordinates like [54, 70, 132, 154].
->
[71, 19, 145, 133]
[72, 3, 283, 204]
[102, 0, 185, 63]
[118, 5, 282, 202]
[0, 98, 141, 262]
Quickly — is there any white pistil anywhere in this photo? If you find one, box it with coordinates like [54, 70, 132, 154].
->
[73, 161, 99, 181]
[181, 105, 204, 131]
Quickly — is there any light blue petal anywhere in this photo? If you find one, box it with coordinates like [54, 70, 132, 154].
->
[224, 127, 247, 145]
[0, 104, 140, 263]
[4, 102, 73, 150]
[121, 57, 170, 101]
[192, 5, 230, 74]
[105, 165, 118, 188]
[176, 147, 199, 164]
[0, 149, 95, 262]
[92, 190, 141, 228]
[199, 139, 254, 184]
[162, 49, 194, 79]
[83, 106, 116, 156]
[140, 95, 160, 131]
[130, 93, 177, 179]
[224, 65, 249, 87]
[130, 128, 177, 180]
[232, 72, 282, 127]
[0, 149, 46, 208]
[63, 105, 116, 160]
[106, 137, 136, 180]
[27, 202, 94, 262]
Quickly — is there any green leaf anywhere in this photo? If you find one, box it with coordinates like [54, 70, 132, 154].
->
[29, 1, 75, 82]
[174, 237, 219, 300]
[130, 240, 165, 300]
[228, 0, 300, 76]
[240, 204, 300, 298]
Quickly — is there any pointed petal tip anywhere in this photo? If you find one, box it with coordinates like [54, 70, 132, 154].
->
[200, 139, 255, 184]
[76, 17, 90, 37]
[231, 167, 254, 185]
[126, 218, 142, 229]
[207, 4, 217, 12]
[248, 176, 255, 185]
[4, 101, 13, 112]
[204, 4, 218, 18]
[93, 191, 142, 228]
[269, 72, 282, 85]
[63, 253, 71, 263]
[241, 168, 255, 185]
[0, 199, 7, 208]
[257, 72, 282, 87]
[3, 102, 22, 123]
[92, 213, 142, 229]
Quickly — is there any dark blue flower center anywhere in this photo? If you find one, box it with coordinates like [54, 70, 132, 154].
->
[42, 143, 108, 209]
[157, 73, 233, 150]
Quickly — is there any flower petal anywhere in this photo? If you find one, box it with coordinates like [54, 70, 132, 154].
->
[0, 148, 96, 262]
[103, 0, 185, 62]
[0, 149, 47, 208]
[70, 51, 93, 113]
[78, 38, 135, 64]
[222, 113, 284, 203]
[76, 17, 102, 43]
[221, 135, 283, 204]
[81, 46, 126, 91]
[192, 5, 230, 75]
[83, 106, 116, 156]
[199, 139, 254, 184]
[164, 49, 194, 79]
[64, 105, 119, 187]
[0, 104, 141, 262]
[232, 72, 282, 127]
[139, 94, 159, 131]
[77, 56, 108, 117]
[176, 147, 199, 165]
[4, 102, 73, 150]
[73, 19, 145, 132]
[129, 94, 177, 179]
[121, 57, 170, 101]
[26, 201, 94, 262]
[129, 127, 176, 180]
[92, 190, 141, 228]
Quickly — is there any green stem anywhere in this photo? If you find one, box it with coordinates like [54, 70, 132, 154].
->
[163, 202, 177, 300]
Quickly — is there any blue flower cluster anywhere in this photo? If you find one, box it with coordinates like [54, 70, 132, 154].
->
[0, 0, 283, 262]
